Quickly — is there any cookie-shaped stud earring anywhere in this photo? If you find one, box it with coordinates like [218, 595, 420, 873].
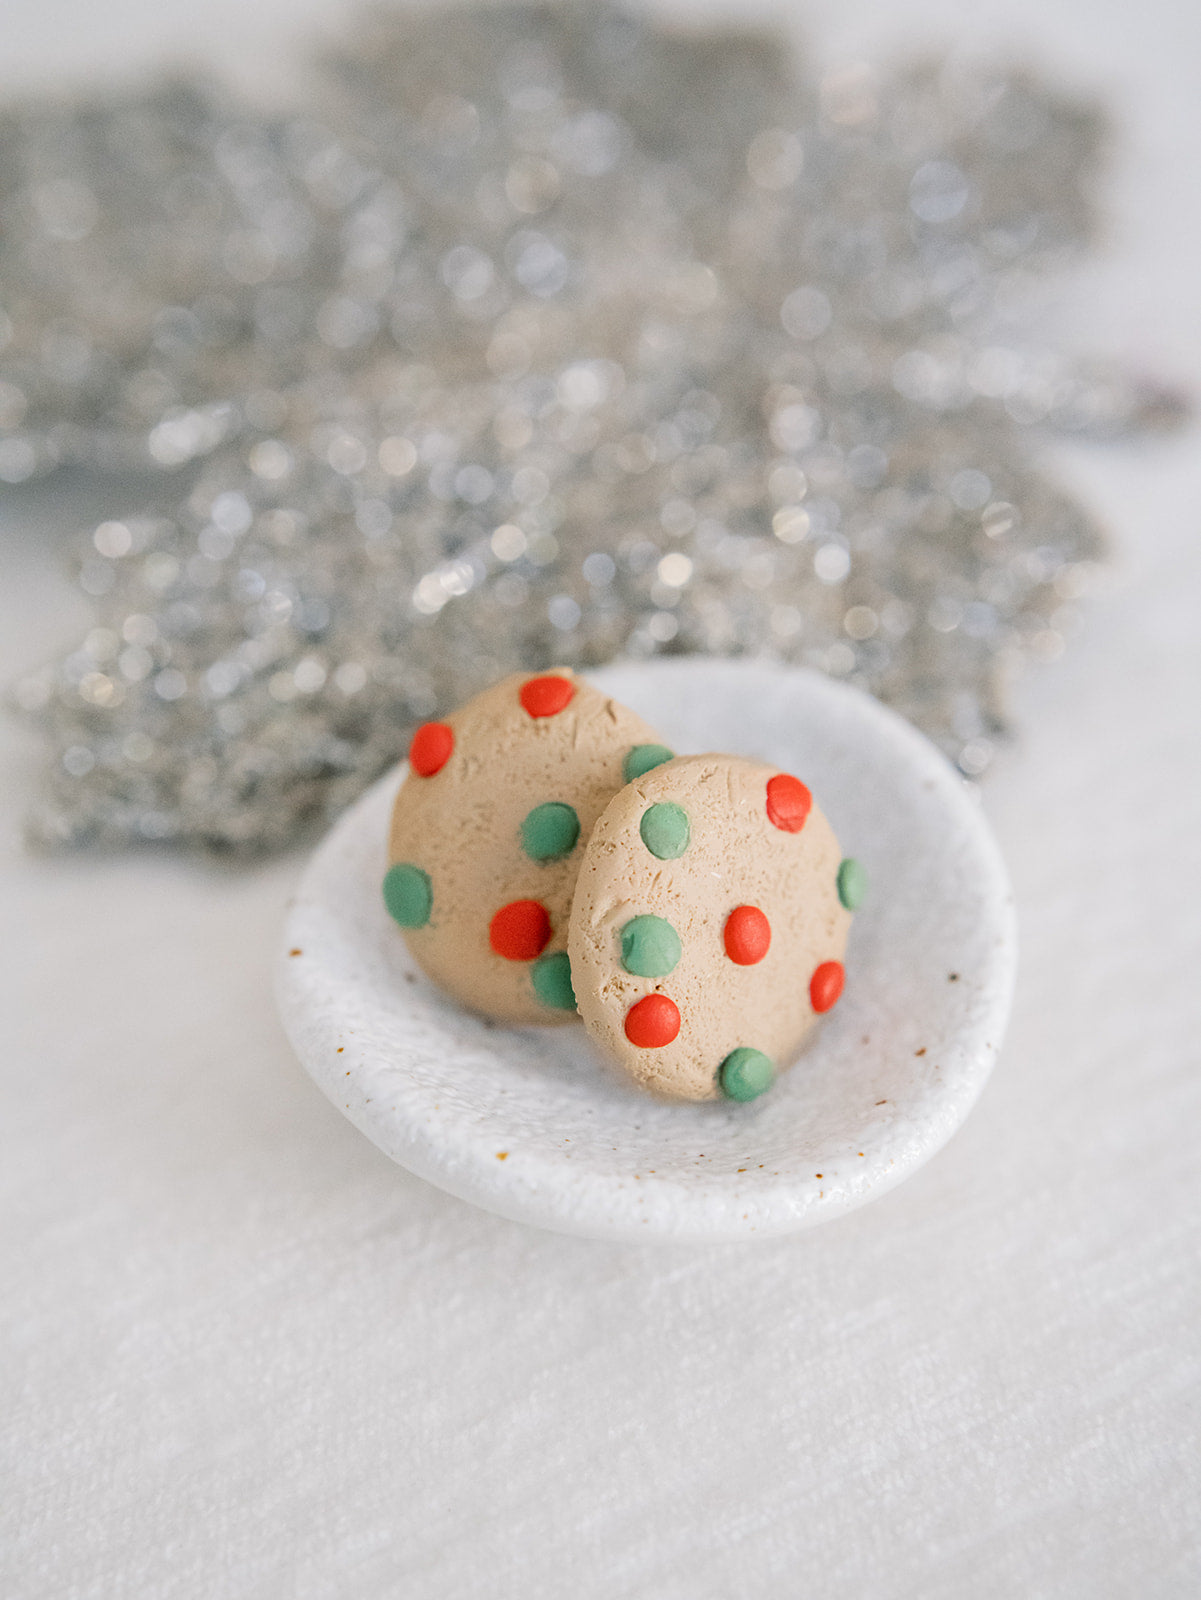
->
[384, 670, 674, 1026]
[567, 754, 859, 1099]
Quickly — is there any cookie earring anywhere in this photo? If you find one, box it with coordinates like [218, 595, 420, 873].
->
[567, 754, 857, 1101]
[382, 670, 672, 1026]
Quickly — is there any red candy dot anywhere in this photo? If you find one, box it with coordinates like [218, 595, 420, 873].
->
[520, 675, 575, 718]
[409, 721, 454, 777]
[624, 993, 681, 1049]
[489, 900, 552, 961]
[724, 905, 772, 966]
[810, 960, 845, 1013]
[766, 773, 812, 833]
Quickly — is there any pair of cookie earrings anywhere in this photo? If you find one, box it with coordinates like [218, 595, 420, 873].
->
[383, 670, 864, 1102]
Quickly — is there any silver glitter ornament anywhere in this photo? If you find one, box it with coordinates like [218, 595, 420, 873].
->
[3, 3, 1183, 850]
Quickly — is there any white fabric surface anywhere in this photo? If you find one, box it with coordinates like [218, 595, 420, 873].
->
[2, 1, 1200, 1596]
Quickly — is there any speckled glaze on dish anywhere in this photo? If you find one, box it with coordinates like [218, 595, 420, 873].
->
[277, 659, 1017, 1242]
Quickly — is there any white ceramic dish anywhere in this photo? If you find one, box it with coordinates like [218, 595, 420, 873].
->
[276, 659, 1016, 1241]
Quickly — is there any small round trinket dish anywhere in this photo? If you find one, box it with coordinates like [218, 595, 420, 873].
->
[277, 659, 1016, 1241]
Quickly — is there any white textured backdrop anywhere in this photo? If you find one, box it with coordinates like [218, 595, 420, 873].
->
[2, 1, 1199, 1596]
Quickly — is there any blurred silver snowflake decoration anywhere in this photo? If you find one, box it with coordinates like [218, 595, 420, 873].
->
[1, 3, 1183, 849]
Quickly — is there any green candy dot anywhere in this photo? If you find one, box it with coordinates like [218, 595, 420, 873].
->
[531, 950, 577, 1011]
[521, 801, 581, 862]
[720, 1047, 775, 1102]
[383, 862, 432, 928]
[639, 801, 690, 860]
[837, 857, 867, 910]
[620, 914, 682, 978]
[623, 743, 675, 783]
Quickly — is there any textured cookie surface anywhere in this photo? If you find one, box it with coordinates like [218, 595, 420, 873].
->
[385, 670, 671, 1026]
[567, 754, 856, 1100]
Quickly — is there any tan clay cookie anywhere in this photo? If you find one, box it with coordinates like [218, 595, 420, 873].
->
[383, 670, 674, 1026]
[567, 753, 864, 1100]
